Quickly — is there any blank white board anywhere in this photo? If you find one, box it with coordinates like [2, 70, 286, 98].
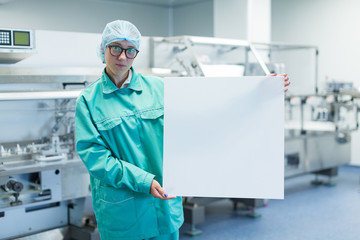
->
[163, 76, 284, 199]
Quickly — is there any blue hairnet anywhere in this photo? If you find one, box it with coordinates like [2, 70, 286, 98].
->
[97, 20, 141, 62]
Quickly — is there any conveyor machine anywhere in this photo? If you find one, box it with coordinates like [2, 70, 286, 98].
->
[0, 67, 100, 240]
[149, 36, 360, 235]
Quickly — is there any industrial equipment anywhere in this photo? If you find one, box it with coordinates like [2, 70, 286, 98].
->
[1, 31, 359, 238]
[149, 36, 360, 235]
[0, 66, 100, 240]
[0, 28, 134, 239]
[0, 28, 36, 64]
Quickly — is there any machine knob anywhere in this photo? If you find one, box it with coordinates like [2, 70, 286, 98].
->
[6, 180, 23, 193]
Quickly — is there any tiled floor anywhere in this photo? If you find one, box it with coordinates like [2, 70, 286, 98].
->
[13, 165, 360, 240]
[180, 165, 360, 240]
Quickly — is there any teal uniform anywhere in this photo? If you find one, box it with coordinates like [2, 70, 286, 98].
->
[75, 68, 184, 240]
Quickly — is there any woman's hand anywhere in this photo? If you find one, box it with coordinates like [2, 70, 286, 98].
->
[268, 73, 290, 92]
[150, 179, 176, 200]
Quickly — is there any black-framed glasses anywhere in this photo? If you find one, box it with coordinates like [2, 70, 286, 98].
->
[107, 45, 139, 59]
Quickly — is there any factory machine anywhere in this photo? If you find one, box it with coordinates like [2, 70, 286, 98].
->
[0, 29, 101, 240]
[1, 30, 359, 238]
[149, 36, 360, 235]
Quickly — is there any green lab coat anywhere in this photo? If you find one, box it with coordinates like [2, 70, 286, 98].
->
[75, 68, 184, 240]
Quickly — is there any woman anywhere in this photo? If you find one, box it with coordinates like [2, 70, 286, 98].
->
[75, 20, 183, 240]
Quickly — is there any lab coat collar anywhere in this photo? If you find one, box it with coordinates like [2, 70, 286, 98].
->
[101, 67, 143, 94]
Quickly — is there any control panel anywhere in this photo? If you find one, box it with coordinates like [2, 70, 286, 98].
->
[0, 29, 34, 49]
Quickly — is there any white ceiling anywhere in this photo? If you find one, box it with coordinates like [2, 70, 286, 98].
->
[0, 0, 13, 4]
[0, 0, 210, 7]
[98, 0, 210, 7]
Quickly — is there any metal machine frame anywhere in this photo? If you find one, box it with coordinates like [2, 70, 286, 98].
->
[149, 36, 360, 235]
[1, 34, 358, 238]
[0, 67, 101, 240]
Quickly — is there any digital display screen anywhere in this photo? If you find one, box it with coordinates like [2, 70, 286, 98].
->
[13, 31, 30, 46]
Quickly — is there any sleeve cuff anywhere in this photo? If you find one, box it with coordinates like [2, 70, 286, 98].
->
[140, 172, 155, 194]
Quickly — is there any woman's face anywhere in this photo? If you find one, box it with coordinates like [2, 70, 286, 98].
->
[105, 40, 136, 80]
